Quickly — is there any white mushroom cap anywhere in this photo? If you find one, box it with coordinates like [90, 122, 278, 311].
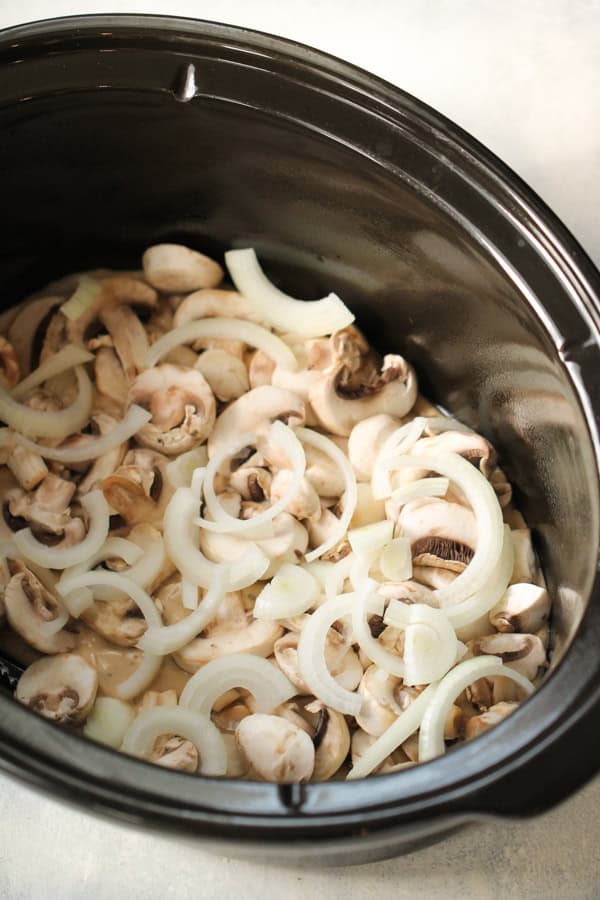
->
[397, 498, 478, 571]
[128, 364, 216, 455]
[465, 701, 520, 740]
[348, 414, 399, 481]
[16, 654, 98, 723]
[474, 632, 547, 681]
[4, 570, 76, 654]
[150, 734, 199, 772]
[489, 582, 550, 634]
[142, 244, 223, 293]
[270, 470, 321, 520]
[510, 528, 544, 585]
[236, 713, 315, 782]
[356, 665, 403, 737]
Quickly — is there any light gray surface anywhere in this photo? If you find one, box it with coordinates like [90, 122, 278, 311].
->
[0, 1, 599, 898]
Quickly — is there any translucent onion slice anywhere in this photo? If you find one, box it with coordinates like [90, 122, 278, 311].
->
[83, 697, 135, 749]
[11, 344, 94, 400]
[325, 552, 354, 601]
[164, 487, 269, 590]
[387, 453, 504, 606]
[349, 550, 378, 591]
[121, 706, 227, 776]
[443, 525, 514, 630]
[351, 581, 405, 677]
[145, 317, 297, 370]
[348, 520, 393, 558]
[371, 417, 427, 500]
[181, 580, 200, 611]
[198, 421, 305, 536]
[383, 601, 458, 685]
[138, 566, 228, 656]
[14, 489, 110, 570]
[59, 274, 102, 321]
[58, 537, 145, 616]
[379, 537, 412, 582]
[296, 427, 358, 563]
[0, 365, 92, 439]
[56, 569, 162, 701]
[165, 445, 208, 489]
[303, 559, 334, 591]
[225, 247, 354, 339]
[180, 653, 296, 717]
[390, 477, 450, 507]
[5, 405, 151, 463]
[347, 682, 439, 780]
[297, 592, 381, 715]
[418, 655, 534, 762]
[254, 563, 320, 620]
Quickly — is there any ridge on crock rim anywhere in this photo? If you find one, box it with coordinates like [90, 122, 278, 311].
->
[0, 14, 599, 864]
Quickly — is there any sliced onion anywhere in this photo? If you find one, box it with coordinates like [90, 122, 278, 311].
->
[383, 601, 458, 685]
[388, 453, 504, 606]
[351, 581, 405, 677]
[303, 559, 334, 592]
[12, 344, 94, 400]
[121, 706, 227, 776]
[390, 477, 449, 507]
[371, 417, 427, 500]
[325, 552, 354, 601]
[180, 653, 296, 717]
[181, 580, 199, 611]
[348, 520, 393, 558]
[198, 421, 305, 537]
[297, 592, 381, 715]
[443, 525, 514, 630]
[296, 427, 357, 563]
[349, 550, 378, 591]
[165, 445, 208, 489]
[56, 569, 162, 701]
[418, 655, 534, 762]
[225, 247, 354, 339]
[0, 365, 92, 439]
[59, 274, 101, 321]
[83, 697, 135, 749]
[14, 489, 110, 570]
[164, 487, 269, 590]
[5, 405, 151, 463]
[347, 683, 438, 780]
[145, 317, 297, 370]
[254, 563, 320, 620]
[58, 537, 146, 616]
[379, 537, 412, 582]
[138, 565, 228, 656]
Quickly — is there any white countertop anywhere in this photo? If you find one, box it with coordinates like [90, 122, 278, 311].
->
[0, 2, 599, 897]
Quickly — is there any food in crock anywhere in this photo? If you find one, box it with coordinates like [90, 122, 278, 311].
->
[0, 244, 550, 782]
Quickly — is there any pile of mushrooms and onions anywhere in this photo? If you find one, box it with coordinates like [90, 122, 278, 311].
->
[0, 244, 550, 782]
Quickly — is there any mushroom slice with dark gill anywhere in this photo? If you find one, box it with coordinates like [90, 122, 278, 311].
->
[15, 653, 97, 723]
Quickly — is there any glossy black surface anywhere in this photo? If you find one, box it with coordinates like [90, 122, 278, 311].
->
[0, 15, 599, 864]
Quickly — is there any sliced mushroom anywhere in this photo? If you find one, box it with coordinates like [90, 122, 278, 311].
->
[102, 449, 172, 528]
[276, 698, 350, 781]
[140, 688, 178, 709]
[173, 288, 257, 325]
[489, 583, 550, 634]
[465, 701, 520, 740]
[15, 654, 97, 723]
[397, 498, 477, 572]
[0, 335, 20, 390]
[351, 482, 386, 528]
[474, 632, 547, 681]
[150, 734, 199, 772]
[194, 348, 249, 402]
[6, 446, 48, 491]
[207, 386, 305, 458]
[510, 528, 544, 585]
[73, 414, 128, 494]
[81, 593, 148, 648]
[351, 728, 411, 775]
[94, 347, 128, 417]
[347, 414, 399, 481]
[304, 443, 347, 498]
[4, 569, 75, 655]
[143, 244, 223, 293]
[273, 631, 362, 694]
[8, 294, 63, 375]
[229, 466, 272, 502]
[128, 365, 216, 455]
[155, 579, 283, 674]
[4, 474, 85, 550]
[247, 350, 275, 388]
[235, 713, 315, 782]
[270, 470, 321, 520]
[270, 339, 331, 401]
[309, 339, 417, 436]
[356, 665, 404, 737]
[98, 304, 150, 379]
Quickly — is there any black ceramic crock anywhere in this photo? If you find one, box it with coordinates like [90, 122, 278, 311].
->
[0, 14, 599, 865]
